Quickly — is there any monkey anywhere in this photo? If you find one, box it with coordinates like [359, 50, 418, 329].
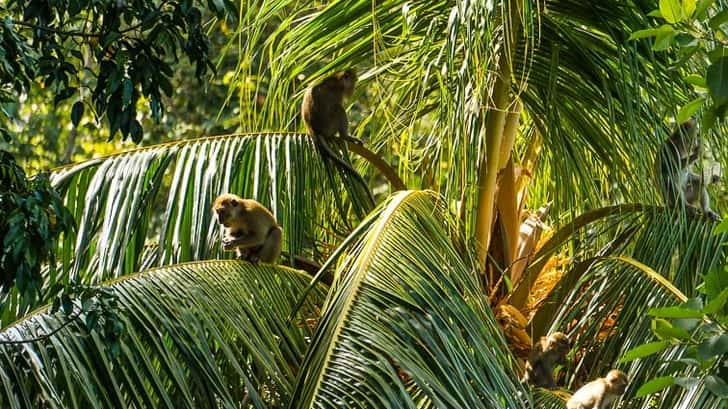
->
[212, 194, 282, 264]
[301, 70, 372, 196]
[566, 369, 628, 409]
[521, 331, 570, 389]
[656, 118, 720, 221]
[684, 167, 721, 221]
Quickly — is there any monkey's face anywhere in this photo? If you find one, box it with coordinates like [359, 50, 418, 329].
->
[213, 194, 244, 227]
[606, 370, 628, 394]
[548, 332, 571, 357]
[339, 70, 357, 98]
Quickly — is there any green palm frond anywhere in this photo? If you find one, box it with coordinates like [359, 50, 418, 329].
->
[49, 133, 372, 284]
[533, 256, 689, 407]
[0, 261, 327, 408]
[532, 388, 569, 409]
[291, 190, 530, 408]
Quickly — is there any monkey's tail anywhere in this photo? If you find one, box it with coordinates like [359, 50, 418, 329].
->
[313, 133, 374, 204]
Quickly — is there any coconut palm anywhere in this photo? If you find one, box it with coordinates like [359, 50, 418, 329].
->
[1, 0, 726, 408]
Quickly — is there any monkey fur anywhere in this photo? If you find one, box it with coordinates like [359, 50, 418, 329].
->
[212, 194, 282, 264]
[566, 369, 628, 409]
[656, 118, 720, 220]
[521, 331, 570, 389]
[301, 70, 371, 192]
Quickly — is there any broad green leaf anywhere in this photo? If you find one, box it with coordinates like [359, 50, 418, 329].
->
[705, 375, 728, 398]
[660, 0, 683, 23]
[706, 57, 728, 106]
[703, 287, 728, 315]
[685, 74, 707, 88]
[695, 0, 715, 19]
[708, 9, 728, 30]
[652, 318, 692, 341]
[697, 334, 728, 360]
[653, 27, 678, 50]
[648, 306, 704, 318]
[619, 341, 672, 363]
[636, 376, 675, 397]
[677, 98, 704, 123]
[629, 28, 666, 40]
[682, 0, 696, 18]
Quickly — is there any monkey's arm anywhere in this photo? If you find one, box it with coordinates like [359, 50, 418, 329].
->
[223, 233, 265, 250]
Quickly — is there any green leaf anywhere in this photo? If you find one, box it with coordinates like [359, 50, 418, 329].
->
[697, 334, 728, 360]
[706, 57, 728, 106]
[677, 98, 704, 123]
[71, 101, 84, 127]
[619, 341, 672, 363]
[629, 28, 665, 40]
[682, 0, 696, 18]
[685, 73, 707, 88]
[636, 376, 675, 397]
[704, 287, 728, 315]
[708, 9, 728, 30]
[648, 306, 704, 318]
[695, 0, 715, 19]
[660, 0, 683, 23]
[714, 218, 728, 234]
[653, 27, 678, 51]
[705, 375, 728, 398]
[653, 318, 692, 341]
[122, 79, 133, 107]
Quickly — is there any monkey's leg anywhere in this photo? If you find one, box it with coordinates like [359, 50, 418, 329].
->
[252, 226, 282, 264]
[699, 187, 721, 221]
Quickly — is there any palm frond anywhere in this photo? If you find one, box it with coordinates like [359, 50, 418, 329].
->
[0, 133, 373, 324]
[291, 190, 531, 408]
[49, 133, 372, 282]
[532, 256, 691, 407]
[0, 261, 328, 408]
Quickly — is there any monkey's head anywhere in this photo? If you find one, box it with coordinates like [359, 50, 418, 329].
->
[212, 193, 245, 227]
[605, 369, 628, 395]
[337, 69, 358, 98]
[671, 118, 700, 154]
[547, 332, 571, 356]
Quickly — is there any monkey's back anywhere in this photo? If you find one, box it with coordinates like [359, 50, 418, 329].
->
[566, 379, 610, 409]
[302, 81, 345, 138]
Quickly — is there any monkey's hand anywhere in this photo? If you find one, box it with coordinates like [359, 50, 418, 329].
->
[248, 254, 261, 264]
[222, 237, 238, 251]
[706, 209, 722, 222]
[223, 234, 264, 250]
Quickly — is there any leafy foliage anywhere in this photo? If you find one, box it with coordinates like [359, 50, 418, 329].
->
[629, 0, 728, 128]
[0, 150, 73, 312]
[621, 248, 728, 403]
[0, 0, 233, 142]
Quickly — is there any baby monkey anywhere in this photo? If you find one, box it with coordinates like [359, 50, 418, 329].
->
[212, 194, 282, 264]
[656, 118, 720, 220]
[521, 331, 570, 389]
[566, 369, 628, 409]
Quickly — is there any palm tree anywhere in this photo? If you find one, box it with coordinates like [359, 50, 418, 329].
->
[1, 1, 725, 408]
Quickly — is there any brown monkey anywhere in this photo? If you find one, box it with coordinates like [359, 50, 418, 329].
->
[212, 194, 282, 264]
[521, 332, 570, 388]
[566, 369, 628, 409]
[301, 70, 372, 194]
[656, 118, 720, 220]
[302, 69, 359, 144]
